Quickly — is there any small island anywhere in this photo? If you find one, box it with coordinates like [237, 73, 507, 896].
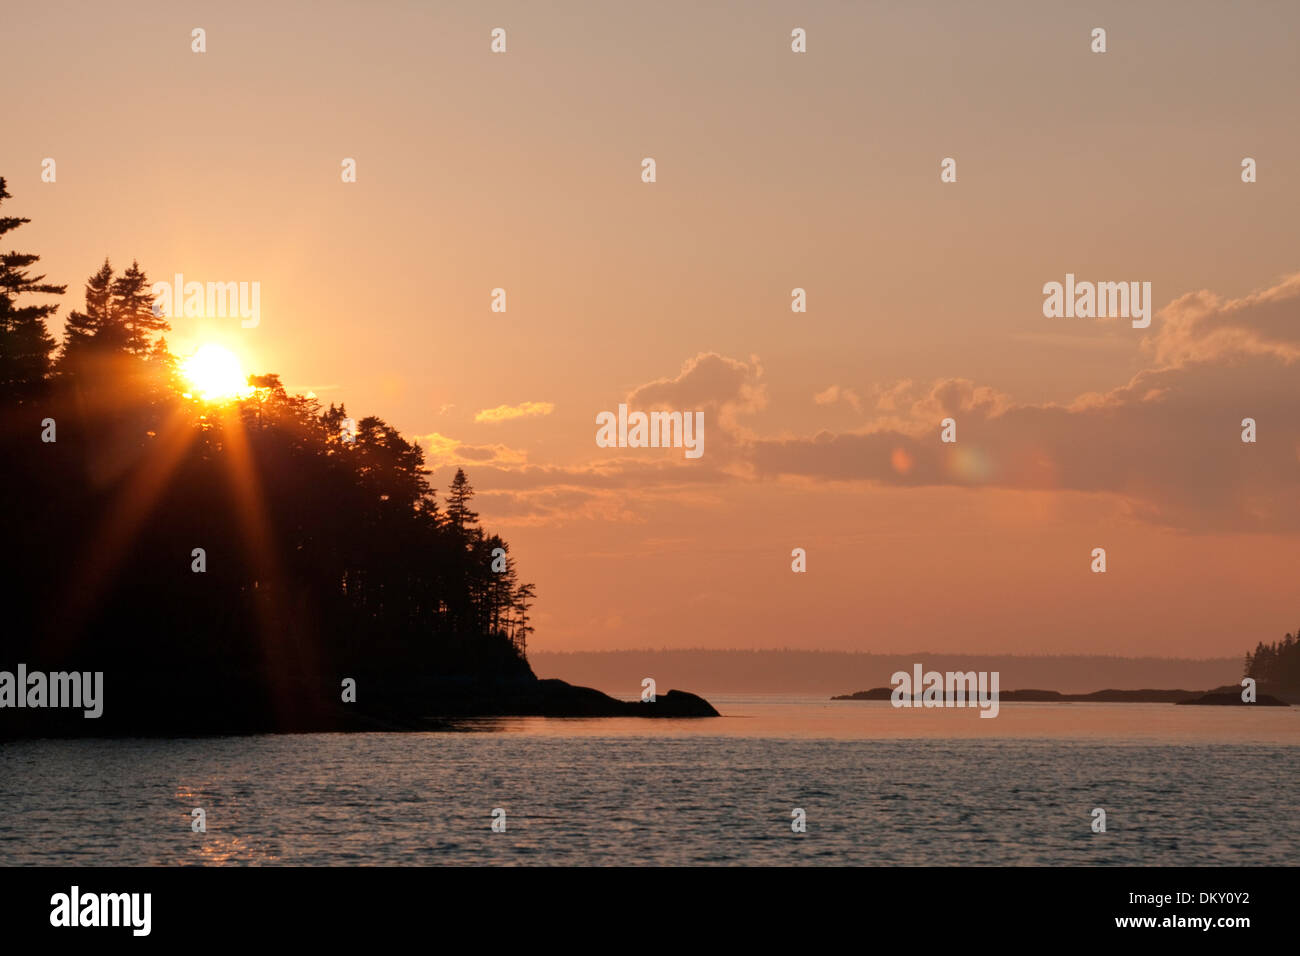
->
[833, 630, 1299, 708]
[832, 686, 1289, 706]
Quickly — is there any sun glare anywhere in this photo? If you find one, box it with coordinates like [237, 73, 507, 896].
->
[181, 344, 253, 402]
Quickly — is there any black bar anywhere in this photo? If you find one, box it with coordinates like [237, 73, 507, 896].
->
[0, 866, 1280, 943]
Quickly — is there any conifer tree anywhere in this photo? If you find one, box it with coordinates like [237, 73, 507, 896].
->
[446, 467, 480, 532]
[112, 260, 167, 355]
[59, 258, 115, 361]
[0, 177, 64, 402]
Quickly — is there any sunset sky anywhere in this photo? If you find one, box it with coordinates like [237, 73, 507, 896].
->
[4, 1, 1298, 657]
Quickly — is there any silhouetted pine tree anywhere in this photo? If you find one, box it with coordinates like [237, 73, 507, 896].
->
[0, 177, 64, 404]
[446, 467, 479, 532]
[511, 580, 536, 655]
[111, 260, 168, 356]
[59, 259, 115, 363]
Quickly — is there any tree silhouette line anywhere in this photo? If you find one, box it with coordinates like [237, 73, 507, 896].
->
[1244, 631, 1300, 693]
[0, 177, 537, 728]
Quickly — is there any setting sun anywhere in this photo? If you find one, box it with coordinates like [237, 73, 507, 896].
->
[181, 343, 253, 402]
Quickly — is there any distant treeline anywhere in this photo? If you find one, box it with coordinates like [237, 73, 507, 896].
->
[530, 649, 1245, 697]
[0, 176, 535, 726]
[1245, 631, 1300, 692]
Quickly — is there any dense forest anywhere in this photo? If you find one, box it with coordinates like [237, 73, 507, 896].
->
[1244, 631, 1300, 693]
[0, 176, 558, 731]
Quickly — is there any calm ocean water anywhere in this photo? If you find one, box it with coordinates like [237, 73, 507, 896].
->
[2, 697, 1296, 865]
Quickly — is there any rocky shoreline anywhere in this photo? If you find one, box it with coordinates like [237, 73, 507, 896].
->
[0, 673, 720, 739]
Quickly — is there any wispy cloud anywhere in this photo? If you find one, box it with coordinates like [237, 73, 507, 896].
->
[474, 401, 555, 423]
[414, 432, 528, 468]
[813, 384, 862, 412]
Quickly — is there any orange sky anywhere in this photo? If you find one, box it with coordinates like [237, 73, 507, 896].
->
[4, 1, 1299, 656]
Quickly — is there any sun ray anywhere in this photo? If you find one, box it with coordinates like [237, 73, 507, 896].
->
[215, 402, 326, 727]
[57, 405, 201, 647]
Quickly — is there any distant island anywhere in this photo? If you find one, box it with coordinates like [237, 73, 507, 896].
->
[0, 176, 716, 737]
[836, 687, 1191, 702]
[831, 687, 1289, 706]
[833, 626, 1300, 708]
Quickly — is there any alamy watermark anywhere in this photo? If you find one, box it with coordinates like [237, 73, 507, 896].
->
[1042, 273, 1151, 328]
[0, 665, 103, 718]
[50, 886, 150, 936]
[595, 404, 704, 459]
[150, 273, 260, 328]
[890, 664, 1000, 718]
